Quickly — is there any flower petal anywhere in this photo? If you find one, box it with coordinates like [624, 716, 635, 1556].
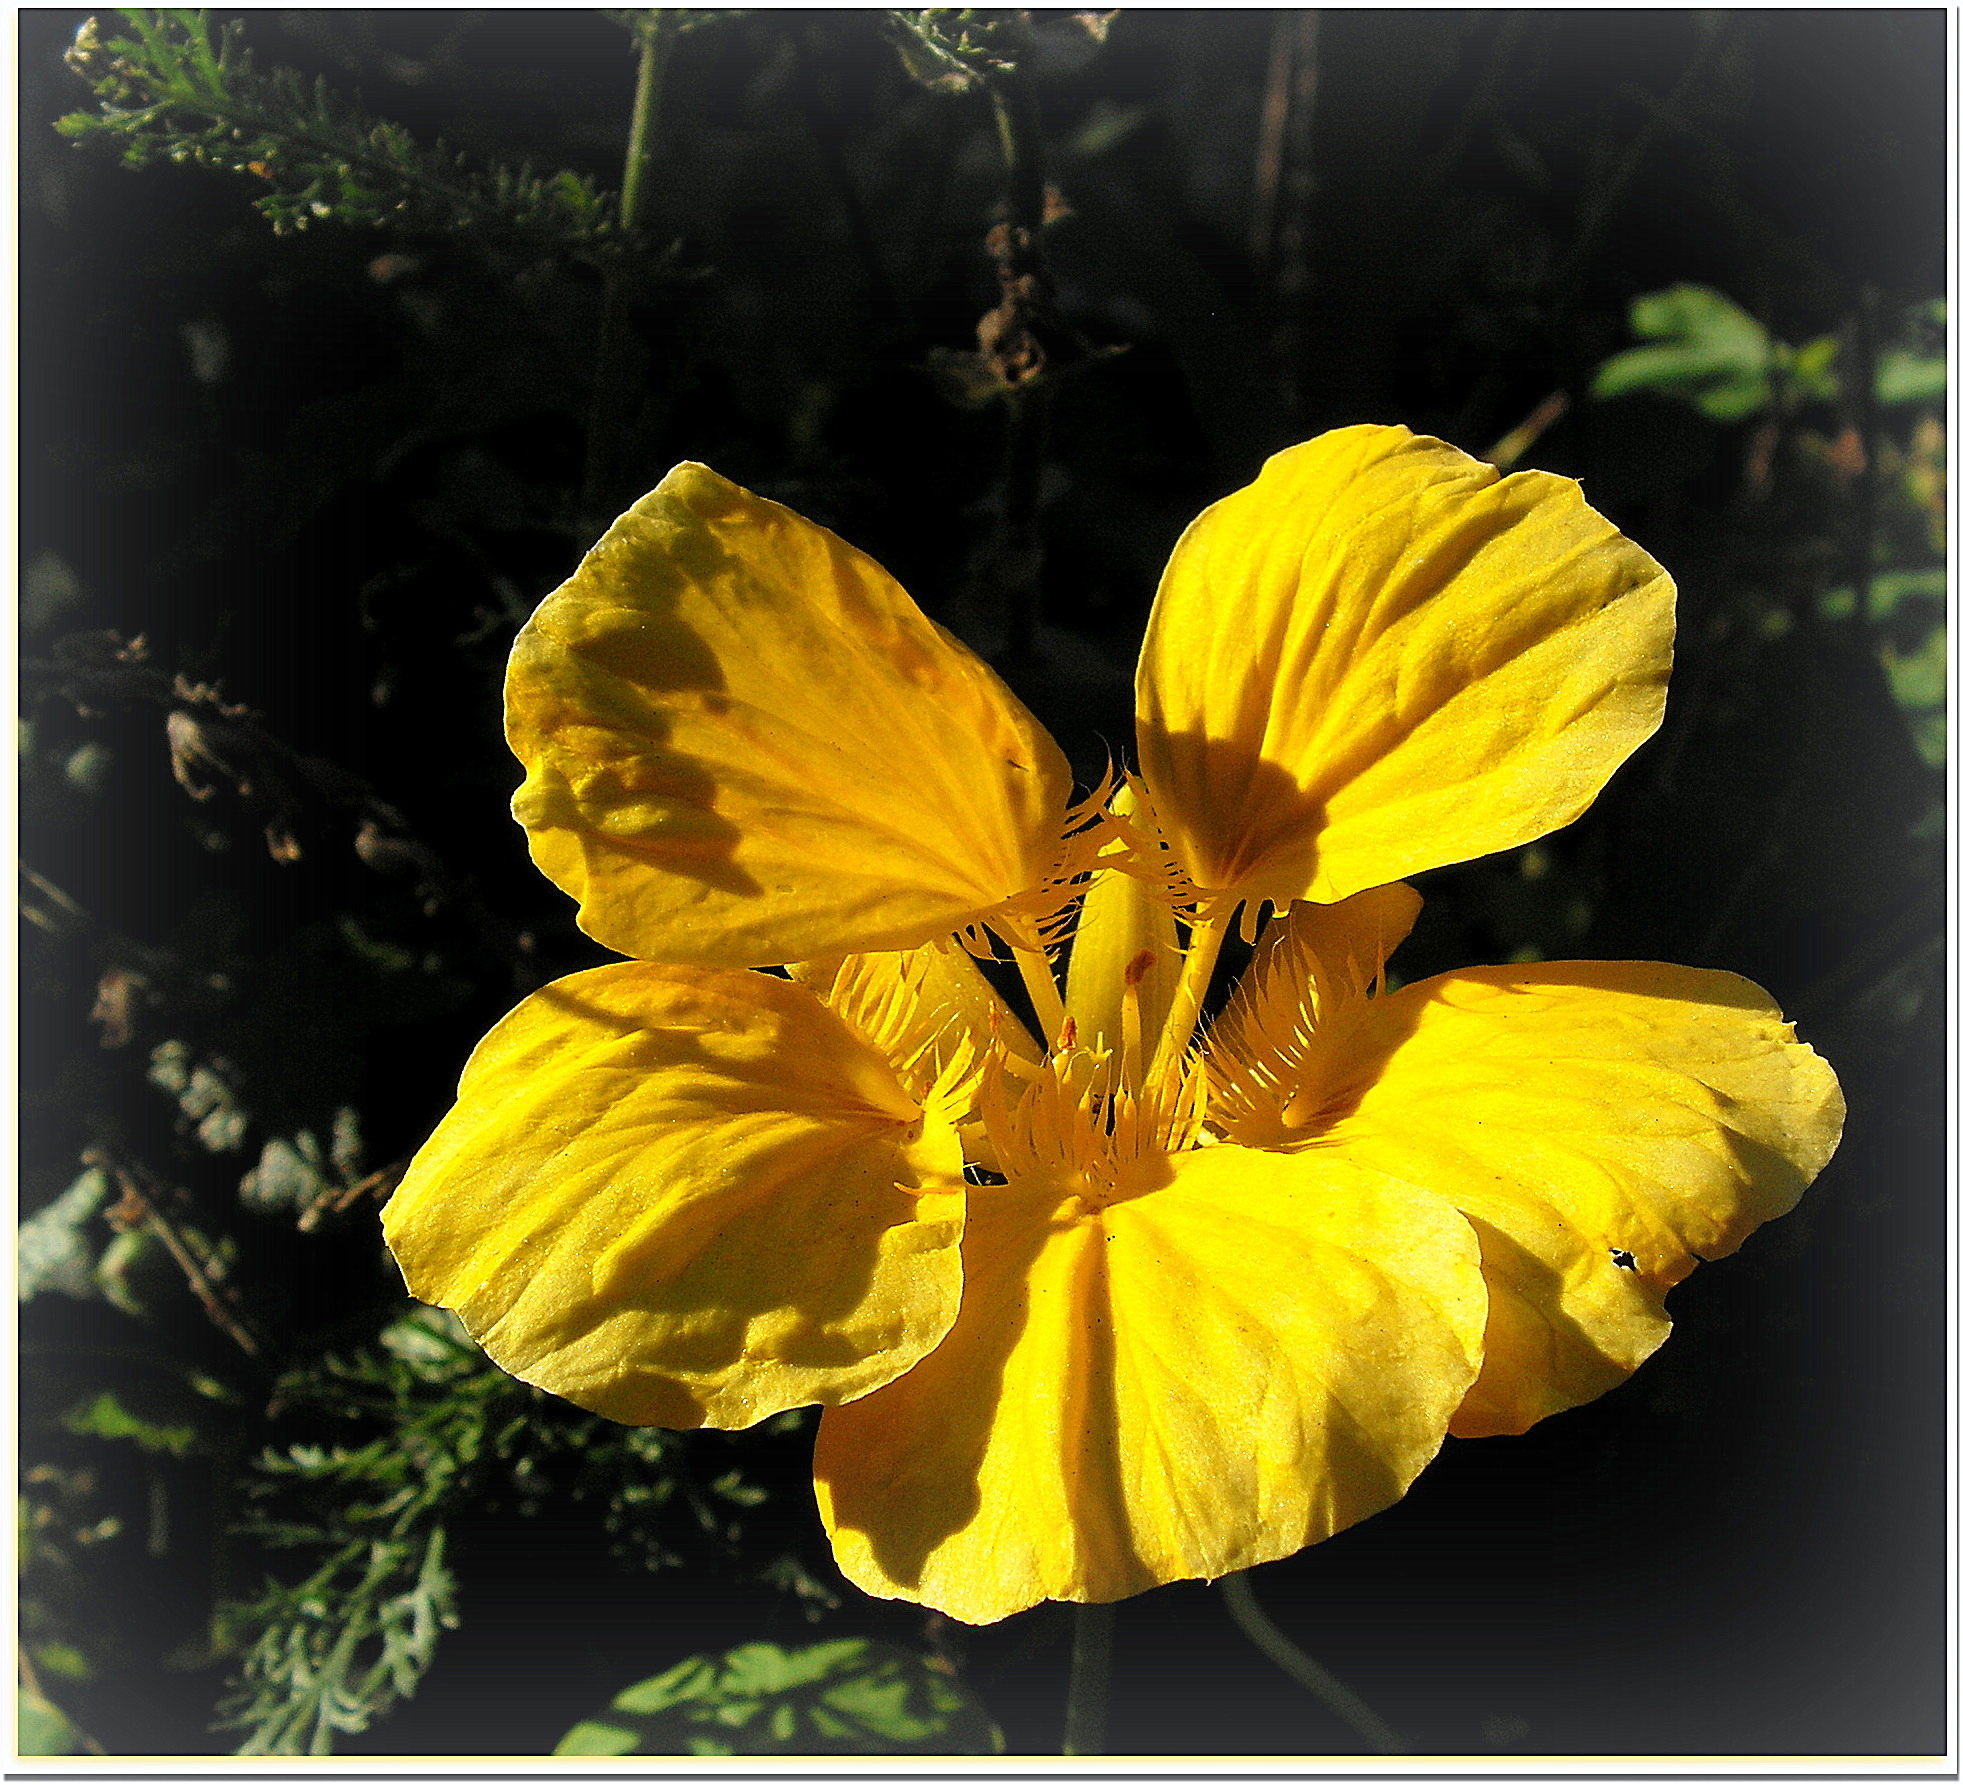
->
[1287, 960, 1844, 1436]
[508, 464, 1076, 966]
[382, 962, 967, 1431]
[813, 1147, 1484, 1623]
[1135, 425, 1674, 911]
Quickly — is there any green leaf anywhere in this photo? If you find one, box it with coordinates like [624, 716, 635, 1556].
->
[147, 1039, 249, 1152]
[239, 1133, 329, 1214]
[553, 1640, 1005, 1756]
[62, 1388, 201, 1457]
[18, 1169, 109, 1302]
[1881, 623, 1947, 768]
[18, 1688, 86, 1756]
[1591, 285, 1776, 420]
[95, 1225, 170, 1320]
[555, 1719, 643, 1756]
[1875, 348, 1947, 406]
[1875, 298, 1946, 405]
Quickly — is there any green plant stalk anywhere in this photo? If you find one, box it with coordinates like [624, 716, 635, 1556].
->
[581, 18, 674, 524]
[617, 20, 670, 234]
[1218, 1572, 1406, 1755]
[1061, 1602, 1114, 1755]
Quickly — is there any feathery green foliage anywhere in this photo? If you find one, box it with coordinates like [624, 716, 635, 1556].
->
[211, 1309, 825, 1755]
[58, 10, 616, 246]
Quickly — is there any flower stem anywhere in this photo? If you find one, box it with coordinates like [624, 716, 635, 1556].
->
[617, 23, 669, 236]
[1218, 1571, 1407, 1755]
[1061, 1601, 1114, 1755]
[1146, 911, 1227, 1087]
[581, 18, 673, 526]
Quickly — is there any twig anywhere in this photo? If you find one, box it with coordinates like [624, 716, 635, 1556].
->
[979, 70, 1064, 665]
[1249, 10, 1319, 413]
[22, 642, 542, 993]
[296, 1162, 404, 1234]
[1218, 1571, 1407, 1755]
[87, 1146, 264, 1358]
[1487, 390, 1571, 469]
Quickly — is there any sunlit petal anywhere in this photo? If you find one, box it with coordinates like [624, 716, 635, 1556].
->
[1226, 956, 1843, 1437]
[382, 963, 967, 1431]
[1136, 425, 1674, 911]
[814, 1147, 1484, 1624]
[508, 463, 1076, 966]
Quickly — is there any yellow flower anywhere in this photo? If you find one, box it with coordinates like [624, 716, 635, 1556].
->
[382, 425, 1843, 1626]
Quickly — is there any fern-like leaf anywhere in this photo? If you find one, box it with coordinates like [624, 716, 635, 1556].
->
[59, 10, 618, 247]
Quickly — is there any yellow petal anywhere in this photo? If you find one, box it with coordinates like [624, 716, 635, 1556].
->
[508, 464, 1076, 966]
[381, 963, 967, 1431]
[1280, 959, 1844, 1436]
[813, 1147, 1484, 1624]
[1136, 425, 1674, 911]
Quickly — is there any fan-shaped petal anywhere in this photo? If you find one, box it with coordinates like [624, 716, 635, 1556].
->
[382, 962, 967, 1431]
[508, 464, 1076, 966]
[1136, 426, 1673, 912]
[813, 1147, 1484, 1624]
[1236, 958, 1843, 1437]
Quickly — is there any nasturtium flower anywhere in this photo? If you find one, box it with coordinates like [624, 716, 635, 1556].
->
[383, 425, 1843, 1626]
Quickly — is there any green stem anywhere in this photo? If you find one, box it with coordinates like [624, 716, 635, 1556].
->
[581, 19, 674, 525]
[1061, 1601, 1114, 1756]
[1218, 1572, 1406, 1755]
[617, 22, 670, 234]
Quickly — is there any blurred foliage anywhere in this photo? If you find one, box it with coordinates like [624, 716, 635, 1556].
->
[554, 1639, 1005, 1755]
[19, 4, 1947, 1759]
[1592, 284, 1837, 420]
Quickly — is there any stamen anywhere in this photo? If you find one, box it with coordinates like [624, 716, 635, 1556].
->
[977, 1036, 1206, 1213]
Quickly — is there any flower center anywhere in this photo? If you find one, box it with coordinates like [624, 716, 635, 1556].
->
[977, 1035, 1205, 1215]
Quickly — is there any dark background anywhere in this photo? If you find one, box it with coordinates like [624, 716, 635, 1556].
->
[18, 7, 1949, 1759]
